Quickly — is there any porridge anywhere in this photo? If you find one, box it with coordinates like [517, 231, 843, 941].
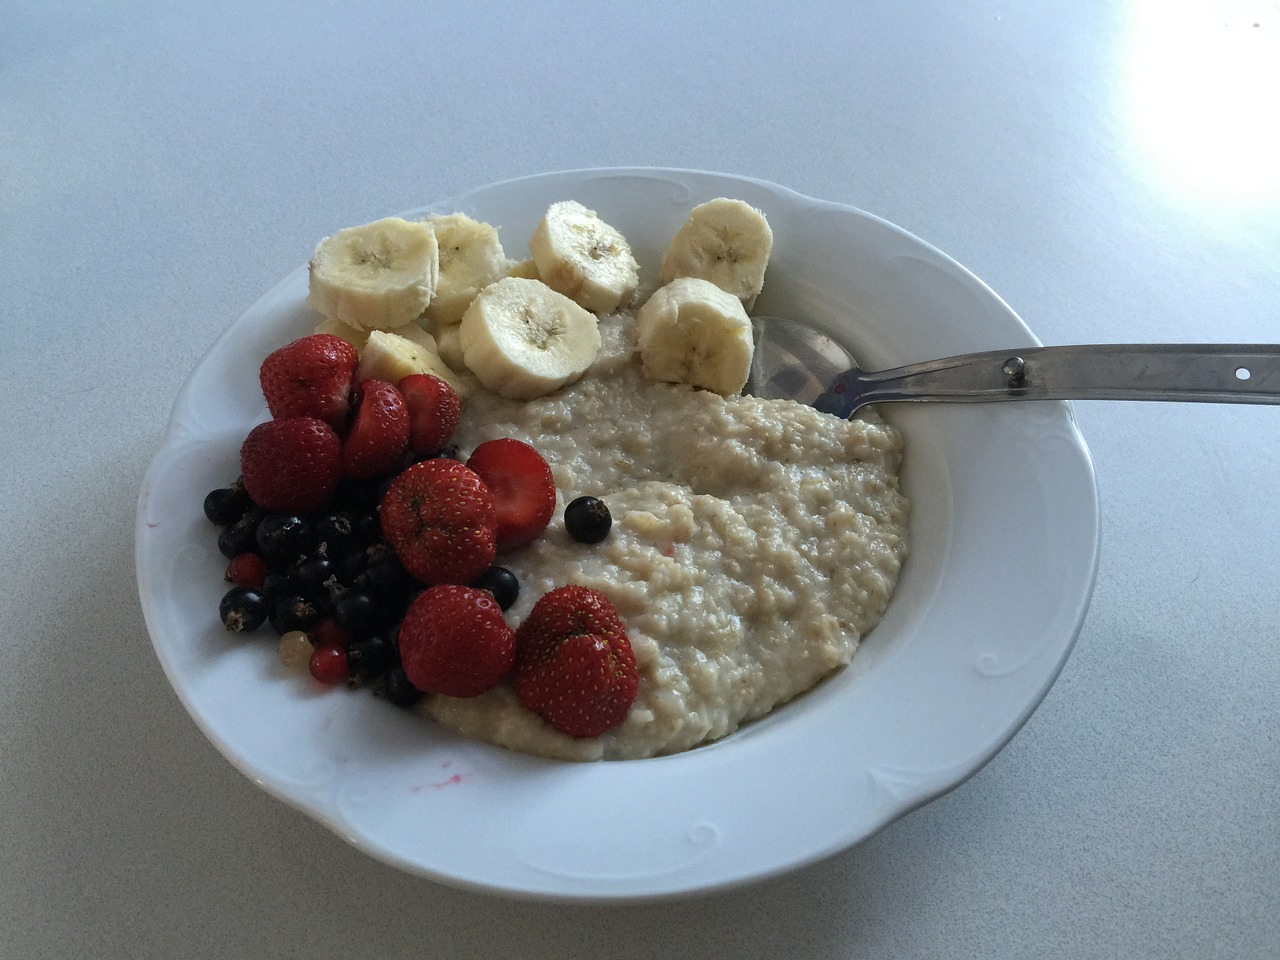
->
[431, 316, 909, 760]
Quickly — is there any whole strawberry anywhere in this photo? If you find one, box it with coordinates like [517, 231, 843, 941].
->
[343, 379, 409, 479]
[515, 586, 638, 738]
[397, 585, 516, 697]
[240, 416, 342, 512]
[379, 459, 496, 585]
[399, 373, 461, 456]
[465, 438, 556, 552]
[259, 334, 358, 429]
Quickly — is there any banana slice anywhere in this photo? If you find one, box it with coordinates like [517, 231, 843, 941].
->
[354, 329, 467, 396]
[635, 277, 755, 396]
[390, 322, 440, 354]
[422, 213, 508, 327]
[504, 257, 541, 281]
[314, 315, 438, 354]
[459, 277, 601, 399]
[660, 198, 773, 309]
[313, 315, 368, 348]
[433, 322, 466, 372]
[529, 200, 639, 314]
[308, 217, 440, 330]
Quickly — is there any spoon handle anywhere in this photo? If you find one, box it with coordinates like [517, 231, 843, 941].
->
[822, 344, 1280, 416]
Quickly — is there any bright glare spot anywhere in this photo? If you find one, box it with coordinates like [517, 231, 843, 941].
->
[1127, 0, 1280, 203]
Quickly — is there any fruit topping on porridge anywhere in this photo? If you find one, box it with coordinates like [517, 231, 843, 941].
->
[204, 196, 909, 760]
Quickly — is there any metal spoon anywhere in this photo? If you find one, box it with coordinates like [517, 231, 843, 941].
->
[746, 316, 1280, 418]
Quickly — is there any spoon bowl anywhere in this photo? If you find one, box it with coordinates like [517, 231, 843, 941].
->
[747, 315, 854, 405]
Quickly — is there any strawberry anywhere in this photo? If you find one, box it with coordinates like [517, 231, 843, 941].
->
[399, 373, 460, 456]
[514, 586, 638, 738]
[239, 416, 342, 513]
[259, 334, 358, 429]
[342, 379, 409, 479]
[379, 458, 496, 585]
[397, 585, 516, 697]
[465, 438, 556, 552]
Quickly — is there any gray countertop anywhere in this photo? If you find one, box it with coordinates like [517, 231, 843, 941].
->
[4, 2, 1278, 957]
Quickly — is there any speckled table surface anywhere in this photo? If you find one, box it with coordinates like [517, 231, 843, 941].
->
[4, 2, 1278, 957]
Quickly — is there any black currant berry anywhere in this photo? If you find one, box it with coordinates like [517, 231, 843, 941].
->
[204, 481, 252, 526]
[352, 508, 381, 543]
[314, 511, 356, 556]
[471, 566, 519, 611]
[268, 594, 320, 635]
[383, 662, 424, 708]
[564, 496, 612, 544]
[217, 514, 260, 560]
[347, 634, 395, 682]
[290, 555, 335, 597]
[260, 569, 300, 601]
[333, 543, 370, 586]
[219, 586, 268, 633]
[365, 554, 415, 601]
[332, 589, 381, 635]
[256, 514, 314, 567]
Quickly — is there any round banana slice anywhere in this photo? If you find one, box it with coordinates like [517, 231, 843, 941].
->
[422, 213, 508, 327]
[636, 277, 755, 396]
[529, 200, 640, 314]
[308, 217, 440, 331]
[459, 277, 601, 400]
[659, 198, 773, 309]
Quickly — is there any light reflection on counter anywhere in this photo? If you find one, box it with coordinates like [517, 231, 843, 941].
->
[1125, 0, 1280, 205]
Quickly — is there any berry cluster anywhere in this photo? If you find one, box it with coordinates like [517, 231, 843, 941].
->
[211, 472, 440, 702]
[206, 332, 631, 739]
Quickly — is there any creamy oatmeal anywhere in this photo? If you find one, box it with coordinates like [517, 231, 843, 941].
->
[425, 313, 909, 761]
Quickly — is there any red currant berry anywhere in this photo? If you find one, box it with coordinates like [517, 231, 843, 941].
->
[309, 643, 349, 685]
[310, 616, 352, 650]
[224, 552, 268, 590]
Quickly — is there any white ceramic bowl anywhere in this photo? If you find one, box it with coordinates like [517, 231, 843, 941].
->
[135, 168, 1099, 901]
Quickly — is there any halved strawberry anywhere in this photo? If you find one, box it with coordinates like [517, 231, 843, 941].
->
[399, 373, 461, 456]
[342, 379, 409, 479]
[259, 334, 358, 429]
[379, 459, 496, 585]
[239, 416, 342, 513]
[514, 586, 638, 738]
[397, 585, 516, 697]
[465, 438, 556, 552]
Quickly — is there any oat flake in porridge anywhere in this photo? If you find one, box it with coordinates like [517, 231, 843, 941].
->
[423, 312, 909, 761]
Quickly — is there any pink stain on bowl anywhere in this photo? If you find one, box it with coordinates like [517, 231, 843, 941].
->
[410, 765, 467, 792]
